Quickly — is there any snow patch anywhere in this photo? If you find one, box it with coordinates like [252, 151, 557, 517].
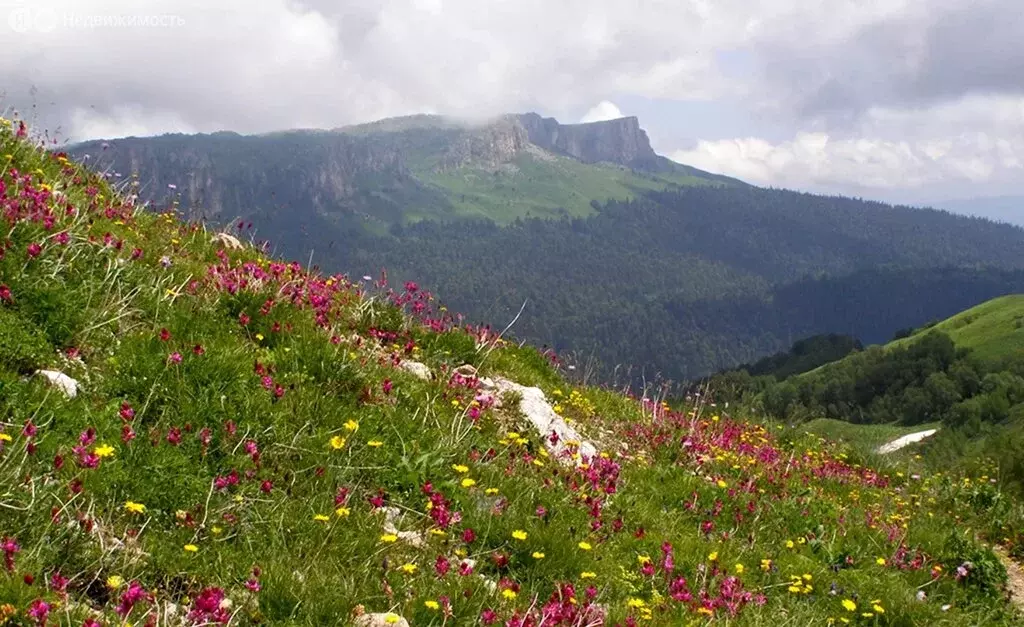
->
[876, 429, 938, 454]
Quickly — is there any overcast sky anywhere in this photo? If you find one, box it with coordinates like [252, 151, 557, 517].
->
[2, 0, 1023, 213]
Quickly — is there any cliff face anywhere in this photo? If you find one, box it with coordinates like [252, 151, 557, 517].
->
[437, 117, 531, 170]
[515, 113, 658, 167]
[69, 132, 410, 220]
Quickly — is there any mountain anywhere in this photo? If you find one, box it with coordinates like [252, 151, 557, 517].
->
[69, 114, 735, 229]
[67, 114, 1024, 384]
[5, 114, 1024, 626]
[926, 195, 1024, 227]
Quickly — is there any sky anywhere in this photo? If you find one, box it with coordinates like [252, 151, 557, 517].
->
[1, 0, 1023, 218]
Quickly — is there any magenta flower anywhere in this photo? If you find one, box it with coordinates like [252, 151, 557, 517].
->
[27, 599, 50, 625]
[26, 242, 42, 258]
[1, 536, 19, 571]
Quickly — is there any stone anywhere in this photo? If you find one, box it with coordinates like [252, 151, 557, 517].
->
[35, 370, 78, 398]
[210, 232, 244, 250]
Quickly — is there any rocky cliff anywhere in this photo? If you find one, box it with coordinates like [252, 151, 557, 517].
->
[515, 112, 659, 168]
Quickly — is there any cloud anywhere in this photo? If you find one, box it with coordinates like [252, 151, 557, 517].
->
[670, 94, 1024, 194]
[0, 0, 738, 141]
[740, 0, 1024, 124]
[1, 0, 1022, 199]
[579, 101, 623, 123]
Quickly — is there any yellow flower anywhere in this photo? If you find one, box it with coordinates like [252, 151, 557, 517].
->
[254, 333, 264, 341]
[384, 614, 401, 624]
[124, 501, 146, 514]
[760, 559, 772, 571]
[627, 598, 646, 608]
[424, 600, 440, 610]
[532, 552, 545, 559]
[578, 541, 592, 551]
[0, 433, 12, 442]
[786, 540, 795, 549]
[313, 514, 330, 522]
[106, 575, 124, 589]
[842, 599, 857, 612]
[502, 589, 518, 600]
[461, 478, 477, 488]
[734, 563, 744, 574]
[708, 552, 718, 562]
[876, 557, 886, 566]
[92, 442, 114, 458]
[335, 507, 351, 518]
[580, 571, 597, 578]
[872, 604, 885, 614]
[380, 533, 398, 543]
[717, 479, 728, 489]
[484, 487, 500, 495]
[400, 563, 417, 574]
[452, 464, 469, 473]
[512, 530, 528, 541]
[183, 544, 199, 553]
[329, 435, 346, 450]
[344, 419, 359, 432]
[367, 440, 384, 447]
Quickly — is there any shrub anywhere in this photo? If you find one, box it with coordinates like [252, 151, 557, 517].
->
[0, 308, 53, 373]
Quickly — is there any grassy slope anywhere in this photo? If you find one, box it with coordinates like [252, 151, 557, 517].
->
[413, 153, 718, 224]
[889, 295, 1024, 364]
[799, 294, 1024, 381]
[1, 118, 1022, 625]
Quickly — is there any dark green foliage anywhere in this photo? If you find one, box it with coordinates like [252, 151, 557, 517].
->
[0, 307, 54, 373]
[752, 331, 983, 426]
[725, 333, 863, 380]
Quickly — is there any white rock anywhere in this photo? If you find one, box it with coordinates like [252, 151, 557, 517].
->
[876, 429, 938, 455]
[35, 370, 78, 398]
[380, 506, 425, 548]
[399, 360, 431, 380]
[210, 232, 244, 250]
[353, 613, 410, 627]
[475, 371, 597, 465]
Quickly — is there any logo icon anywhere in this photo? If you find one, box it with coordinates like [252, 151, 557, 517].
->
[7, 6, 58, 33]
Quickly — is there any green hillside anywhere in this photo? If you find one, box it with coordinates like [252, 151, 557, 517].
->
[890, 295, 1024, 365]
[6, 117, 1024, 624]
[415, 152, 716, 223]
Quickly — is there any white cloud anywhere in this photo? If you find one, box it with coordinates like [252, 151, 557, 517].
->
[670, 92, 1024, 195]
[580, 101, 623, 123]
[0, 0, 1022, 198]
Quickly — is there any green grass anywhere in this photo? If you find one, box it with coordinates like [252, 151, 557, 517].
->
[890, 294, 1024, 365]
[415, 153, 717, 224]
[1, 117, 1023, 625]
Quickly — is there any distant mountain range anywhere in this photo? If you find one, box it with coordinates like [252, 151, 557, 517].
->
[67, 114, 1024, 383]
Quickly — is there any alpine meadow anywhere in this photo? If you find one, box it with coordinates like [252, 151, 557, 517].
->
[5, 0, 1024, 624]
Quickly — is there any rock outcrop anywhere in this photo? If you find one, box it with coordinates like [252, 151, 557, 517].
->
[516, 112, 659, 167]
